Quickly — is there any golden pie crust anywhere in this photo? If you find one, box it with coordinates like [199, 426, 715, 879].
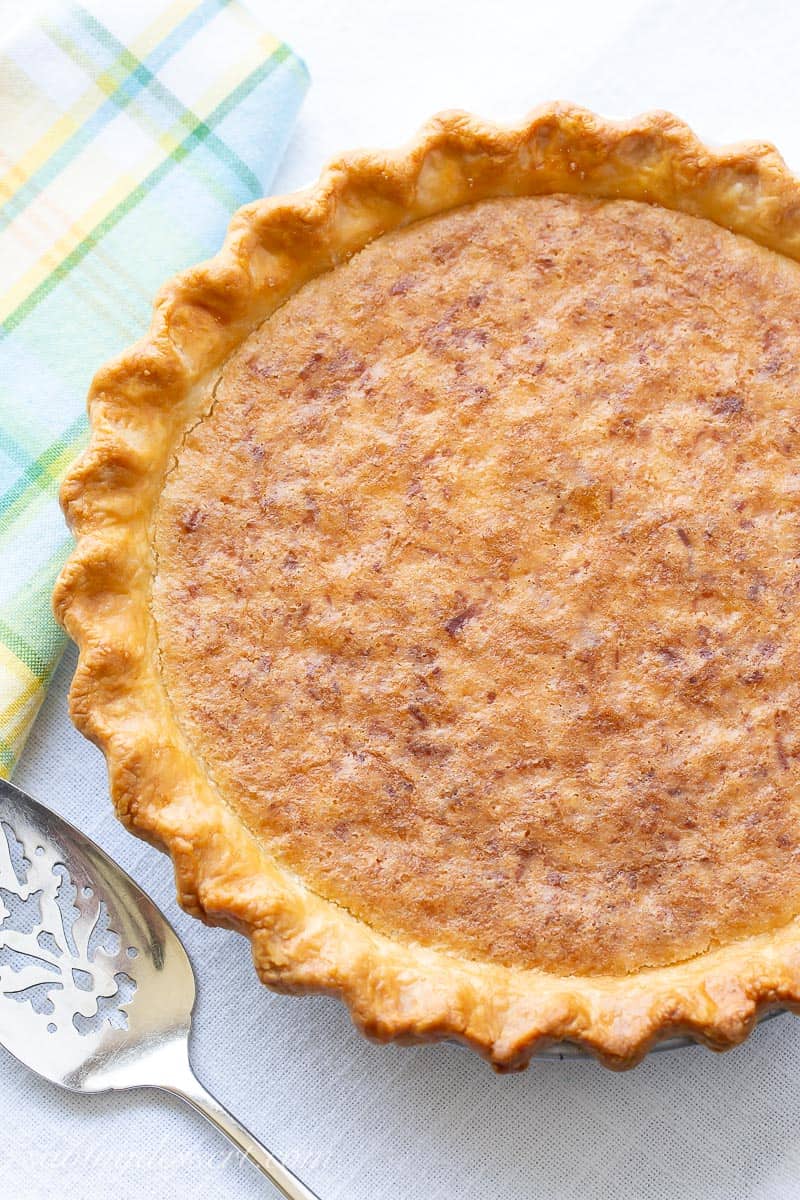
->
[54, 106, 800, 1069]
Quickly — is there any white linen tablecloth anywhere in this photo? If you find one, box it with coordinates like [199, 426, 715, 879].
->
[4, 0, 800, 1196]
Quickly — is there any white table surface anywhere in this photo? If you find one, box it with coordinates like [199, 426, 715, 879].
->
[3, 1, 800, 1197]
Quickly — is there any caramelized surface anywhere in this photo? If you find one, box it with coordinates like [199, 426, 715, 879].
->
[154, 194, 800, 974]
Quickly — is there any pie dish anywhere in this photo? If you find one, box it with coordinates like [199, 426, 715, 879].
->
[54, 105, 800, 1070]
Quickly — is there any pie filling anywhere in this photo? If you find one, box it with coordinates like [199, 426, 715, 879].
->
[153, 194, 800, 976]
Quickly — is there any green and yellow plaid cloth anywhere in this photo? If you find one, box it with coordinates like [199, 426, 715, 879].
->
[0, 0, 308, 777]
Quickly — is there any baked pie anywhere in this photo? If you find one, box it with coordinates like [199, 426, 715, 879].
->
[55, 106, 800, 1068]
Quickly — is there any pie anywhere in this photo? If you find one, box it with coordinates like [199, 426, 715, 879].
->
[54, 106, 800, 1069]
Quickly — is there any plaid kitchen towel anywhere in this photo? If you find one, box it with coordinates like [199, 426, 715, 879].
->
[0, 0, 309, 777]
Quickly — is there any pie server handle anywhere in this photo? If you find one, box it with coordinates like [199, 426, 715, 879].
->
[163, 1061, 319, 1199]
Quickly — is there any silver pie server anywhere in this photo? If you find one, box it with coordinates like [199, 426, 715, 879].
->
[0, 777, 318, 1199]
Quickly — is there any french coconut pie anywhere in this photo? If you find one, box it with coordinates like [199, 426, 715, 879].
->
[54, 106, 800, 1070]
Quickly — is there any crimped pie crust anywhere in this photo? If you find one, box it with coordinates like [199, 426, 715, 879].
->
[54, 106, 800, 1069]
